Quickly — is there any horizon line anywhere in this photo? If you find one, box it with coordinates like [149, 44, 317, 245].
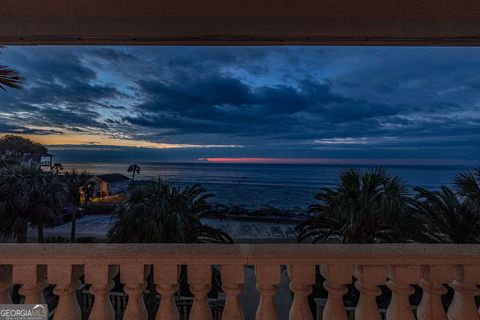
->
[197, 157, 473, 166]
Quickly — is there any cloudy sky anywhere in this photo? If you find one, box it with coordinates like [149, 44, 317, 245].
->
[0, 46, 479, 165]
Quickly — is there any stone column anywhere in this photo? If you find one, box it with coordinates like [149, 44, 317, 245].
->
[48, 264, 84, 320]
[188, 265, 213, 320]
[447, 265, 480, 320]
[354, 266, 386, 320]
[255, 265, 280, 320]
[417, 266, 454, 320]
[386, 266, 420, 320]
[0, 265, 12, 304]
[154, 265, 179, 320]
[287, 264, 315, 320]
[13, 264, 47, 304]
[320, 265, 352, 320]
[120, 264, 150, 320]
[221, 265, 245, 320]
[85, 264, 119, 320]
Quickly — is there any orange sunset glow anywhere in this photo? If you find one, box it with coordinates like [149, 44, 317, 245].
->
[0, 133, 239, 149]
[1, 46, 479, 164]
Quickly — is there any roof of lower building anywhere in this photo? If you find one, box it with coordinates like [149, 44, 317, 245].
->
[93, 173, 130, 183]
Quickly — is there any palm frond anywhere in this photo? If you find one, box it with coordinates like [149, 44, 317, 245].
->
[411, 185, 480, 243]
[0, 65, 24, 91]
[108, 179, 232, 244]
[298, 167, 415, 244]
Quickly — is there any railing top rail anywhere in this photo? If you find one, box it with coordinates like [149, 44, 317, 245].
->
[0, 243, 479, 265]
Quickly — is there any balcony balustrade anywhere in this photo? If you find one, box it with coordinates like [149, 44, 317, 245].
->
[0, 244, 479, 320]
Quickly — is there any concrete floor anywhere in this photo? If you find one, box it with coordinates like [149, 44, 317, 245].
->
[42, 215, 300, 243]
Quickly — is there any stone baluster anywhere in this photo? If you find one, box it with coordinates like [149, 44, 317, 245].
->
[255, 265, 280, 320]
[320, 265, 352, 320]
[0, 265, 12, 304]
[354, 266, 386, 320]
[154, 265, 179, 320]
[48, 264, 84, 320]
[120, 264, 150, 320]
[287, 265, 315, 320]
[85, 264, 119, 320]
[221, 265, 245, 320]
[188, 265, 213, 320]
[447, 265, 480, 320]
[417, 266, 454, 320]
[386, 266, 420, 320]
[13, 264, 47, 304]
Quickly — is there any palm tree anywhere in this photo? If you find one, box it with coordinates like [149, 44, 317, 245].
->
[0, 46, 24, 91]
[30, 172, 67, 243]
[63, 169, 90, 243]
[455, 166, 480, 207]
[108, 179, 232, 243]
[297, 168, 415, 244]
[412, 186, 480, 243]
[0, 166, 67, 242]
[127, 164, 141, 186]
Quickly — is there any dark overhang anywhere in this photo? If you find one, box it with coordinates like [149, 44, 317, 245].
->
[1, 0, 480, 45]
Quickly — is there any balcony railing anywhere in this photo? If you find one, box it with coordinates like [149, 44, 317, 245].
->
[0, 244, 480, 320]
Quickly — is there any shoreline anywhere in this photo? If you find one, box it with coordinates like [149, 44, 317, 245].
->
[83, 196, 309, 222]
[58, 163, 469, 210]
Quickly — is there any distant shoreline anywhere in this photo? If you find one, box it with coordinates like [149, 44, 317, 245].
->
[62, 162, 470, 208]
[61, 161, 473, 169]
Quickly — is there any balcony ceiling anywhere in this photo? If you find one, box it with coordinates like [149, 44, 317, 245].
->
[1, 0, 480, 45]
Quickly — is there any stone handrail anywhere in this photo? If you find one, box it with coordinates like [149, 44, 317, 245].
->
[0, 243, 479, 320]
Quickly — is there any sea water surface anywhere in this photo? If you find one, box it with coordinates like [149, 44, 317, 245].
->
[62, 162, 472, 209]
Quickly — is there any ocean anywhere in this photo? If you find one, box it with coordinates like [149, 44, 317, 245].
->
[62, 162, 472, 209]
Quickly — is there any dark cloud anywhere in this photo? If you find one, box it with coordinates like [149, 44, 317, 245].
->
[0, 47, 126, 135]
[123, 76, 404, 142]
[0, 46, 479, 163]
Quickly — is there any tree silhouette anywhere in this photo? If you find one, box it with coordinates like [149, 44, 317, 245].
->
[63, 169, 90, 243]
[0, 166, 67, 242]
[0, 46, 24, 91]
[108, 180, 232, 243]
[455, 166, 480, 207]
[127, 164, 141, 186]
[412, 186, 480, 243]
[297, 168, 415, 243]
[0, 135, 47, 165]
